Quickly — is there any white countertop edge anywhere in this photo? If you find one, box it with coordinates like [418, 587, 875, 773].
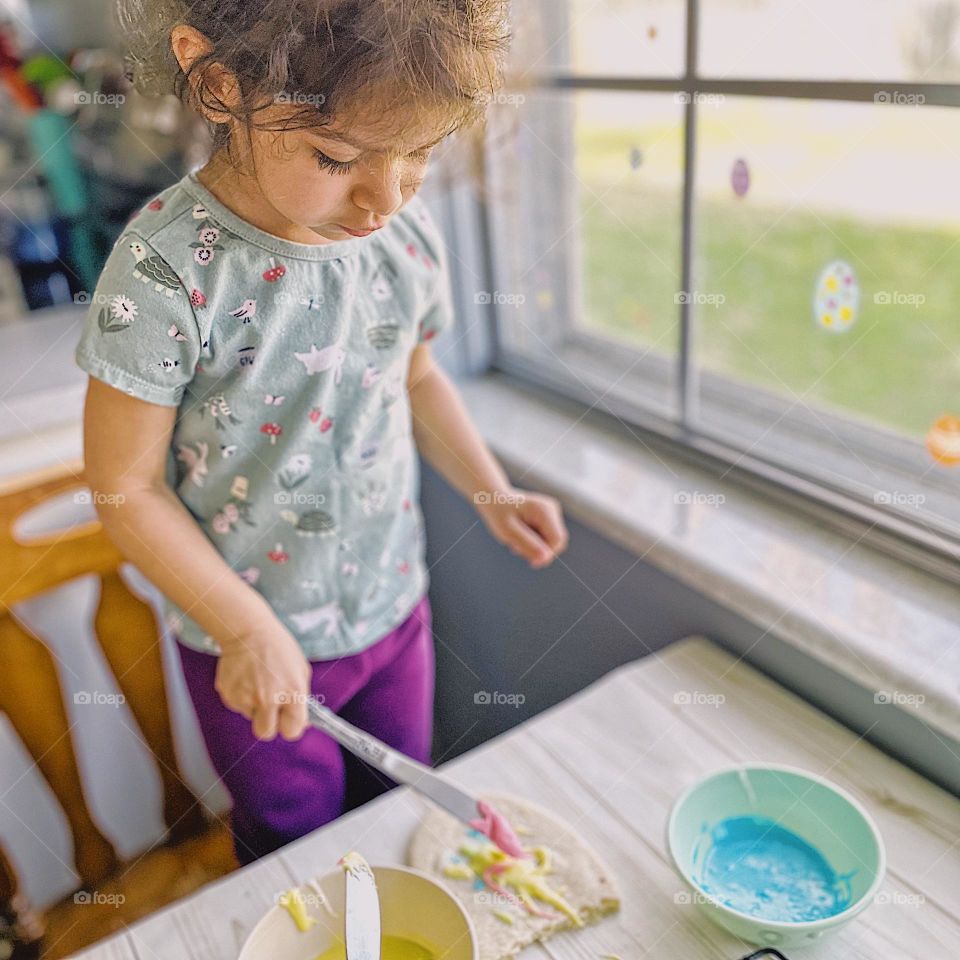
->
[457, 374, 960, 744]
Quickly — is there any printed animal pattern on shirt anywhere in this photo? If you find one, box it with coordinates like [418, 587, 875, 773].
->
[74, 175, 454, 658]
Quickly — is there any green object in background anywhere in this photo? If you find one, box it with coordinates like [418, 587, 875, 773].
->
[667, 763, 885, 949]
[20, 54, 75, 96]
[27, 108, 98, 290]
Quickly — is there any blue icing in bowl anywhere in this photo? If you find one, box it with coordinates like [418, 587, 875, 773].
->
[696, 815, 856, 923]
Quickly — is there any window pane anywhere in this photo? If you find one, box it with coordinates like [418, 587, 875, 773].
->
[487, 90, 684, 417]
[514, 0, 684, 78]
[484, 92, 578, 358]
[694, 96, 960, 530]
[576, 92, 684, 365]
[700, 0, 960, 82]
[567, 0, 685, 77]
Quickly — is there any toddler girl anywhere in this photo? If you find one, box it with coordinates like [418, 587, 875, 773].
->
[76, 0, 568, 864]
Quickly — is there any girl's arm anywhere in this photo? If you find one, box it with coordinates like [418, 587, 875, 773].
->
[82, 377, 311, 741]
[407, 346, 569, 569]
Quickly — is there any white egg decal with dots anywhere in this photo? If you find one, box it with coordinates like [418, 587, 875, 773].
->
[814, 260, 858, 333]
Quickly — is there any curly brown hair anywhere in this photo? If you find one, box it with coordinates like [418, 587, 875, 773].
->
[118, 0, 511, 153]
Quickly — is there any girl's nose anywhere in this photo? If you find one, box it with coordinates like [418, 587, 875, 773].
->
[352, 160, 404, 220]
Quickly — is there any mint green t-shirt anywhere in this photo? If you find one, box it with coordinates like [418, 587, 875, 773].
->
[75, 173, 454, 659]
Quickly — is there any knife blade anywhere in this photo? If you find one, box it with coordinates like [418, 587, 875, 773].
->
[340, 851, 380, 960]
[306, 697, 526, 857]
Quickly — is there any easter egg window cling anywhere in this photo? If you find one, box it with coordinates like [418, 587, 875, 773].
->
[534, 267, 554, 312]
[926, 414, 960, 466]
[691, 816, 856, 923]
[731, 157, 750, 198]
[813, 260, 858, 333]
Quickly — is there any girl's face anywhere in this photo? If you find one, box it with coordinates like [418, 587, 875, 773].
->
[232, 103, 445, 243]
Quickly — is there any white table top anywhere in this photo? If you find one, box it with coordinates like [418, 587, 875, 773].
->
[70, 637, 960, 960]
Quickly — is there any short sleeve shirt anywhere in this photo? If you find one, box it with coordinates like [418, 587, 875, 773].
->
[75, 172, 455, 659]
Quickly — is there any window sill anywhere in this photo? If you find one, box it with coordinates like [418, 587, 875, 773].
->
[457, 372, 960, 743]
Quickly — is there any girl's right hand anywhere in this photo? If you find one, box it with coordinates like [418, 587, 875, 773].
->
[213, 624, 312, 742]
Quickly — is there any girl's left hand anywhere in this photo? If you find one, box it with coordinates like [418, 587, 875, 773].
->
[476, 487, 569, 569]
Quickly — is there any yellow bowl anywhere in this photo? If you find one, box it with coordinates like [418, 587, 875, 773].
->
[238, 865, 477, 960]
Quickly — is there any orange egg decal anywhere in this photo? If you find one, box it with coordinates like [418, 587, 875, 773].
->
[926, 415, 960, 466]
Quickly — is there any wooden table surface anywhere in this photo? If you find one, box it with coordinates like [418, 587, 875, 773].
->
[72, 637, 960, 960]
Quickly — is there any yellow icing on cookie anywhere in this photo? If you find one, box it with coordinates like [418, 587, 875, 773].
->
[455, 840, 583, 926]
[279, 889, 318, 932]
[493, 910, 515, 925]
[443, 863, 475, 881]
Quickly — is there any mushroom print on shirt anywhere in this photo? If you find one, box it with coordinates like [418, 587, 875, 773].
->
[75, 174, 455, 658]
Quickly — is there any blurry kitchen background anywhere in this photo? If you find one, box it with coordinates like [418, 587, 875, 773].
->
[0, 0, 234, 943]
[0, 0, 209, 316]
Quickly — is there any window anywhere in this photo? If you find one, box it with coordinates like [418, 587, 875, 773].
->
[483, 0, 960, 573]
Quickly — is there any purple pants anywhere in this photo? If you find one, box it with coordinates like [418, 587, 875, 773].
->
[176, 594, 434, 865]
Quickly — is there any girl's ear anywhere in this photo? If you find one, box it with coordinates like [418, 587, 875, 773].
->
[170, 24, 240, 123]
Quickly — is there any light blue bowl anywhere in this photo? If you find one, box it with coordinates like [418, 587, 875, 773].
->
[667, 763, 886, 949]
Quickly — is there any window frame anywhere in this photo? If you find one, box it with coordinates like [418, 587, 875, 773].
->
[479, 0, 960, 583]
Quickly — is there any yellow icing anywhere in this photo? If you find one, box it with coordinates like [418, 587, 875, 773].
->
[493, 910, 515, 925]
[339, 850, 368, 873]
[453, 839, 583, 927]
[314, 935, 435, 960]
[442, 863, 475, 881]
[279, 889, 318, 932]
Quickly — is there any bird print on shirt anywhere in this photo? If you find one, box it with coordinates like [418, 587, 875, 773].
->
[229, 300, 257, 323]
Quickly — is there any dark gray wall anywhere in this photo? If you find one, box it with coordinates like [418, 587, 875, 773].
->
[421, 463, 960, 798]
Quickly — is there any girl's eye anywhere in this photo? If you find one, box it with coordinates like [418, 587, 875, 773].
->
[313, 149, 357, 175]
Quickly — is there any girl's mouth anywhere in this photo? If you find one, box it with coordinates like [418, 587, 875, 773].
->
[338, 223, 382, 237]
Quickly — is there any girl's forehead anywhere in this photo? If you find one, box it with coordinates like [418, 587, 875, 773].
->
[308, 96, 456, 154]
[314, 124, 447, 155]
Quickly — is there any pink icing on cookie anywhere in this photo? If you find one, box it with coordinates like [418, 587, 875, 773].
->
[469, 800, 530, 859]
